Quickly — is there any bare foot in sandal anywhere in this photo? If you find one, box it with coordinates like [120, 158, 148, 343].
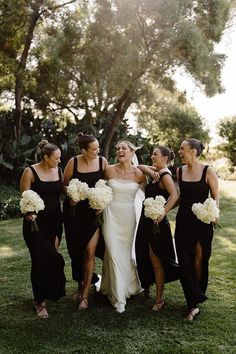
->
[78, 297, 88, 310]
[33, 302, 49, 319]
[152, 299, 165, 311]
[184, 307, 200, 322]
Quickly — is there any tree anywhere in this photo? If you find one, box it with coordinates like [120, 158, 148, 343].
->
[0, 0, 76, 148]
[137, 86, 209, 160]
[30, 0, 231, 158]
[1, 0, 232, 158]
[217, 116, 236, 165]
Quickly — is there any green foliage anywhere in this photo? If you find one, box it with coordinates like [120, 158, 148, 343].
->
[0, 109, 70, 182]
[0, 0, 233, 165]
[26, 0, 231, 152]
[0, 184, 21, 220]
[217, 116, 236, 165]
[137, 89, 209, 162]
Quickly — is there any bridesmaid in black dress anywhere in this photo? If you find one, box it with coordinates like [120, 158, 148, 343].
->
[136, 145, 179, 311]
[175, 138, 219, 322]
[20, 140, 66, 318]
[63, 133, 108, 310]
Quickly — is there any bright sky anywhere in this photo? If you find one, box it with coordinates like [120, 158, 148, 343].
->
[175, 20, 236, 144]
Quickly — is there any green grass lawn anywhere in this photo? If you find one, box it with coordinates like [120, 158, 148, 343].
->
[0, 180, 235, 354]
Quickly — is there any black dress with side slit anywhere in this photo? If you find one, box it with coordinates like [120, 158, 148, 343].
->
[23, 166, 66, 304]
[135, 172, 179, 289]
[63, 156, 105, 285]
[175, 165, 214, 310]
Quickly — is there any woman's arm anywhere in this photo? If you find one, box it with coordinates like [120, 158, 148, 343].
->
[20, 167, 36, 221]
[207, 166, 219, 207]
[20, 167, 34, 193]
[63, 158, 77, 205]
[102, 156, 109, 170]
[155, 174, 179, 224]
[162, 175, 179, 214]
[137, 165, 159, 182]
[63, 158, 74, 188]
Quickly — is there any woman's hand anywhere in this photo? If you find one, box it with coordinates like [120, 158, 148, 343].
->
[154, 213, 165, 224]
[25, 213, 37, 222]
[151, 171, 160, 184]
[69, 199, 78, 207]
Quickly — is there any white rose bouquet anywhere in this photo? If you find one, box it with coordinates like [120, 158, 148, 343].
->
[88, 179, 113, 211]
[67, 178, 89, 202]
[144, 195, 166, 235]
[192, 197, 220, 228]
[20, 190, 45, 232]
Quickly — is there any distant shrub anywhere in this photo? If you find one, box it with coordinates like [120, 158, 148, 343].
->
[211, 158, 236, 181]
[0, 185, 21, 220]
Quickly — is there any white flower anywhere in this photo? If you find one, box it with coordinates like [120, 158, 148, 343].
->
[192, 197, 220, 224]
[144, 195, 166, 221]
[88, 179, 112, 210]
[20, 190, 45, 214]
[95, 179, 107, 188]
[67, 178, 89, 202]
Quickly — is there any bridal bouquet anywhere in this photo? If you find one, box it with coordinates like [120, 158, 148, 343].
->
[20, 190, 45, 232]
[67, 178, 89, 202]
[192, 197, 220, 225]
[144, 195, 166, 235]
[88, 179, 112, 211]
[144, 195, 166, 220]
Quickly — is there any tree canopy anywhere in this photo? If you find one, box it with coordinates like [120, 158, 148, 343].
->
[0, 0, 232, 161]
[217, 116, 236, 165]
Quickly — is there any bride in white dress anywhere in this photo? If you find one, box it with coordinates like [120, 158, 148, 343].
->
[100, 141, 146, 313]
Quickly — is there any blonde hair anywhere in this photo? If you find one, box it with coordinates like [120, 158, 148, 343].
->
[116, 140, 142, 152]
[38, 140, 59, 159]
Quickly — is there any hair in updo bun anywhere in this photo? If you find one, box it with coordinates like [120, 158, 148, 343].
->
[38, 140, 59, 159]
[155, 145, 175, 164]
[186, 138, 205, 157]
[76, 132, 97, 150]
[38, 139, 49, 149]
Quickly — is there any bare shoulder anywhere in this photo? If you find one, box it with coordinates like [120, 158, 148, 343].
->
[22, 166, 34, 178]
[206, 165, 217, 178]
[66, 156, 75, 166]
[135, 167, 146, 183]
[101, 156, 108, 169]
[104, 164, 116, 179]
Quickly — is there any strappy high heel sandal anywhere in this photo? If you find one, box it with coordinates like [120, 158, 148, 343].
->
[184, 307, 200, 322]
[78, 297, 88, 311]
[33, 302, 49, 319]
[151, 299, 165, 312]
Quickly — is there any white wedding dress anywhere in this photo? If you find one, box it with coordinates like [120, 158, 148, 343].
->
[100, 179, 142, 313]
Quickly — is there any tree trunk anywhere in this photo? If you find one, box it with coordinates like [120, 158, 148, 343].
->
[101, 86, 136, 159]
[14, 1, 43, 147]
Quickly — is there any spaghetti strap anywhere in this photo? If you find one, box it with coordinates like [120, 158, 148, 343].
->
[201, 165, 209, 182]
[73, 157, 78, 175]
[99, 156, 103, 171]
[29, 166, 39, 180]
[58, 167, 62, 182]
[178, 166, 183, 182]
